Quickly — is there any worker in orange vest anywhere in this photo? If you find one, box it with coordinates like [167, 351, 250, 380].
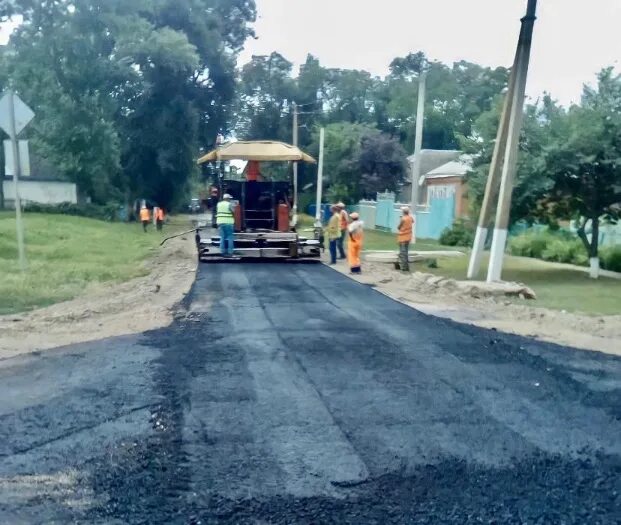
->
[156, 207, 165, 231]
[397, 206, 414, 272]
[336, 202, 349, 260]
[347, 212, 364, 274]
[140, 205, 151, 232]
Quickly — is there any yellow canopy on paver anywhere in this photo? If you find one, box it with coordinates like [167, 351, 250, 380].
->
[197, 140, 316, 164]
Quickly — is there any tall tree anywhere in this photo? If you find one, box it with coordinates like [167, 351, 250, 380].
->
[539, 69, 621, 278]
[238, 52, 295, 141]
[0, 0, 256, 207]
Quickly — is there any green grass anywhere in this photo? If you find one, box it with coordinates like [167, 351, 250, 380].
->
[422, 253, 621, 316]
[0, 212, 177, 315]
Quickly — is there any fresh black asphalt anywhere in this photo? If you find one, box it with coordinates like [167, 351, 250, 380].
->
[1, 263, 620, 523]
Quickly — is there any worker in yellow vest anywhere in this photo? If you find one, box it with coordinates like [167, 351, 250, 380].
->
[216, 194, 235, 257]
[397, 206, 414, 272]
[140, 206, 151, 232]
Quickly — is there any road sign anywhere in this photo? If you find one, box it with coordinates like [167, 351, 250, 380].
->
[4, 140, 30, 176]
[0, 91, 34, 136]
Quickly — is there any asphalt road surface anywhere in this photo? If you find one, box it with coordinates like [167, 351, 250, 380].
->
[1, 263, 620, 524]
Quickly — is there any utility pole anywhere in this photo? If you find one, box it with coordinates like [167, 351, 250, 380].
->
[410, 70, 426, 218]
[467, 24, 523, 279]
[314, 127, 325, 228]
[8, 90, 27, 271]
[292, 102, 299, 222]
[487, 0, 537, 282]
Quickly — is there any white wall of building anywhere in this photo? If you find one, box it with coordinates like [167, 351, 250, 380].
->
[3, 179, 78, 206]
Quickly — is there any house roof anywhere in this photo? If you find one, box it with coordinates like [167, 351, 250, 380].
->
[405, 150, 461, 182]
[424, 155, 473, 180]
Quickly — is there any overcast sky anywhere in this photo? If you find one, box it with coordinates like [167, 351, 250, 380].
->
[240, 0, 621, 106]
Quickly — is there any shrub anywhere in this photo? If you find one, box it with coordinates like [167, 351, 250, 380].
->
[439, 218, 474, 247]
[508, 230, 556, 259]
[509, 229, 589, 266]
[601, 246, 621, 273]
[541, 238, 587, 265]
[22, 202, 122, 222]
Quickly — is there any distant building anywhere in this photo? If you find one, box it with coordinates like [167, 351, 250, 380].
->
[399, 149, 461, 203]
[420, 155, 472, 219]
[356, 150, 473, 240]
[2, 154, 77, 208]
[2, 176, 78, 208]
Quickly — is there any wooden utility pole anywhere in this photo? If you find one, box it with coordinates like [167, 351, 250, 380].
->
[292, 102, 299, 220]
[467, 24, 523, 279]
[487, 0, 537, 282]
[314, 127, 325, 228]
[410, 71, 426, 218]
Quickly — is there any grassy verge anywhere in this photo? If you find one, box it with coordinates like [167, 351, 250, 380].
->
[421, 253, 621, 316]
[0, 212, 180, 315]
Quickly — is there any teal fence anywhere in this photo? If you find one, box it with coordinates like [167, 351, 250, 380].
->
[356, 190, 457, 240]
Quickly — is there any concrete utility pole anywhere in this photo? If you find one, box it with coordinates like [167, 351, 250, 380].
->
[467, 24, 524, 279]
[292, 102, 299, 221]
[410, 70, 427, 217]
[487, 0, 537, 283]
[314, 127, 325, 228]
[8, 90, 27, 271]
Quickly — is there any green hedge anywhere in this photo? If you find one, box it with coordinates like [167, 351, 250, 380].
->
[439, 218, 475, 247]
[601, 246, 621, 272]
[22, 202, 122, 222]
[509, 229, 621, 271]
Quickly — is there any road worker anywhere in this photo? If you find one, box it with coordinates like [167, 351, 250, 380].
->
[347, 212, 364, 274]
[209, 186, 219, 227]
[140, 205, 151, 232]
[337, 202, 349, 260]
[216, 193, 236, 257]
[326, 205, 342, 265]
[156, 207, 165, 231]
[397, 206, 414, 272]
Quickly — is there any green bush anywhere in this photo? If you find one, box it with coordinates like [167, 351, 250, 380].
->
[509, 230, 590, 266]
[601, 246, 621, 273]
[439, 218, 474, 247]
[541, 238, 587, 265]
[508, 230, 556, 259]
[22, 202, 122, 222]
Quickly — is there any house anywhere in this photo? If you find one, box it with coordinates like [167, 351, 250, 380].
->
[420, 155, 472, 219]
[359, 150, 473, 240]
[399, 149, 461, 204]
[2, 154, 78, 208]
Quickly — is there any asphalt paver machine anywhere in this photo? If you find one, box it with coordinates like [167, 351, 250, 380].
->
[194, 140, 322, 261]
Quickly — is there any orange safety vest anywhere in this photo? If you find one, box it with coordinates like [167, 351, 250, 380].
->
[156, 208, 165, 221]
[140, 208, 150, 221]
[398, 214, 414, 243]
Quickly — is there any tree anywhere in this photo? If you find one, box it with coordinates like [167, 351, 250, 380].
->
[237, 52, 295, 141]
[539, 69, 621, 278]
[310, 123, 406, 202]
[357, 132, 408, 197]
[0, 0, 256, 208]
[463, 94, 561, 225]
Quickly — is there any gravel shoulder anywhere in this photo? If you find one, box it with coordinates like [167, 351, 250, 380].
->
[0, 234, 197, 360]
[327, 258, 621, 357]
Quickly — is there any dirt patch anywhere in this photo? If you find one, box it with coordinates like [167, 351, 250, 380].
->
[328, 260, 621, 356]
[0, 235, 197, 360]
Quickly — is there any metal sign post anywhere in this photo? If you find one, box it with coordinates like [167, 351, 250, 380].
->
[0, 90, 34, 271]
